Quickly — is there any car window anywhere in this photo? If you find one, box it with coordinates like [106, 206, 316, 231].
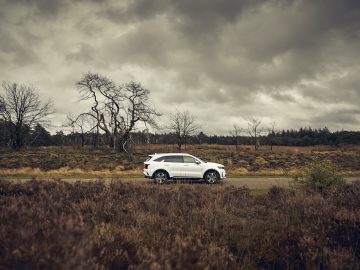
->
[154, 156, 165, 162]
[164, 156, 184, 163]
[183, 156, 197, 163]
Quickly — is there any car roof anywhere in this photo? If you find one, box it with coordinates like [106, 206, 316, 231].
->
[149, 153, 192, 157]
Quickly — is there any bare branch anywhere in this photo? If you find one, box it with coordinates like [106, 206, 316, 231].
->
[0, 81, 53, 149]
[230, 124, 243, 150]
[169, 110, 199, 150]
[247, 118, 263, 150]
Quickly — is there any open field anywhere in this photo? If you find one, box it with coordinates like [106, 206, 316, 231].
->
[1, 179, 359, 269]
[1, 144, 360, 179]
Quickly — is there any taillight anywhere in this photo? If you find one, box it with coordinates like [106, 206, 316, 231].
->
[144, 163, 149, 169]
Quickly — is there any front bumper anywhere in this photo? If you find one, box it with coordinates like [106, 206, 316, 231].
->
[219, 170, 226, 180]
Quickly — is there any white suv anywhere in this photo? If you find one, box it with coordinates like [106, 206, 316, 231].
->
[143, 153, 226, 184]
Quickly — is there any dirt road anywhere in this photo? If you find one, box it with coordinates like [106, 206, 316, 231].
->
[4, 177, 359, 189]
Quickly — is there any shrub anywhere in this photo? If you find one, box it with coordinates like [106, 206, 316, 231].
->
[294, 159, 345, 195]
[252, 156, 269, 171]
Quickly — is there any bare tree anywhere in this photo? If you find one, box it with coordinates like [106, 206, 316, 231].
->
[76, 72, 160, 153]
[120, 82, 160, 152]
[230, 124, 242, 151]
[248, 118, 264, 150]
[169, 110, 199, 150]
[67, 114, 95, 147]
[267, 121, 276, 151]
[0, 82, 52, 150]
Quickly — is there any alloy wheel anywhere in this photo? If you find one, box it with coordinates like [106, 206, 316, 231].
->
[154, 171, 167, 184]
[206, 171, 218, 184]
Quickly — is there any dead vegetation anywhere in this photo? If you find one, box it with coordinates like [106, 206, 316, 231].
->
[0, 179, 359, 269]
[1, 145, 360, 178]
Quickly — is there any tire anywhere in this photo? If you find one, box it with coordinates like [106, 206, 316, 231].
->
[153, 170, 168, 184]
[204, 170, 219, 184]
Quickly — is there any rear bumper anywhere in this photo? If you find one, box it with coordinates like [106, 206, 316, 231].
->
[144, 171, 152, 179]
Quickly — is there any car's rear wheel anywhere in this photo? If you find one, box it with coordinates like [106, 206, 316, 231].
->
[204, 170, 219, 184]
[154, 170, 168, 184]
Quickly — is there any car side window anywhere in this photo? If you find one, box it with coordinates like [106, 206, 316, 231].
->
[164, 156, 184, 163]
[183, 156, 197, 163]
[154, 156, 165, 162]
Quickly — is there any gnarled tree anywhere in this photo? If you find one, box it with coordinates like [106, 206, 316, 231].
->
[0, 82, 52, 150]
[76, 72, 160, 153]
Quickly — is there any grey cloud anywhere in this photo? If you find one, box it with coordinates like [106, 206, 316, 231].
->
[1, 0, 68, 17]
[102, 20, 173, 68]
[101, 0, 169, 23]
[101, 0, 263, 25]
[269, 91, 296, 103]
[66, 43, 97, 64]
[313, 109, 360, 125]
[0, 29, 39, 66]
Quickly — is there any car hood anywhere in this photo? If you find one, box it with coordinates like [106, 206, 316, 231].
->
[205, 162, 224, 167]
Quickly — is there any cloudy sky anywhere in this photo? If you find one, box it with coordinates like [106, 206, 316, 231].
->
[1, 0, 360, 134]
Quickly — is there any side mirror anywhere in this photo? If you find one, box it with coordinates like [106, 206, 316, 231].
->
[195, 160, 201, 165]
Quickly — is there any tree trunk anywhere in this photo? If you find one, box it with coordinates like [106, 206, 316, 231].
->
[108, 135, 117, 150]
[120, 132, 132, 154]
[177, 136, 182, 150]
[81, 133, 85, 147]
[12, 125, 23, 150]
[92, 126, 99, 148]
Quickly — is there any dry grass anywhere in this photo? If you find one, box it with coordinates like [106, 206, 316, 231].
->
[0, 180, 359, 269]
[0, 167, 142, 179]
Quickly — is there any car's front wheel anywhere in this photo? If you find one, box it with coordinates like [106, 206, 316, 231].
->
[154, 170, 168, 184]
[204, 170, 219, 184]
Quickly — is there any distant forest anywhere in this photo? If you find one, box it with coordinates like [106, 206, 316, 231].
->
[1, 120, 359, 148]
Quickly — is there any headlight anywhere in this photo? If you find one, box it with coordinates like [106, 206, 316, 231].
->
[218, 166, 225, 169]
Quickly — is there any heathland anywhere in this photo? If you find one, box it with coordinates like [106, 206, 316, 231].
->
[1, 144, 360, 179]
[1, 179, 359, 269]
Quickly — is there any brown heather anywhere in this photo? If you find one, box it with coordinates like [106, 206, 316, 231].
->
[1, 145, 360, 178]
[0, 180, 359, 269]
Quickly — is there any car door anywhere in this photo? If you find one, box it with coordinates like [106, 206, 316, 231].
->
[183, 156, 203, 178]
[164, 155, 185, 177]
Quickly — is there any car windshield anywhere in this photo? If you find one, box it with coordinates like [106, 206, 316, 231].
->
[194, 156, 205, 163]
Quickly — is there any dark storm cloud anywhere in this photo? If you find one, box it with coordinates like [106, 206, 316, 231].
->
[0, 29, 39, 66]
[102, 0, 263, 24]
[97, 0, 360, 109]
[1, 0, 68, 17]
[0, 0, 360, 132]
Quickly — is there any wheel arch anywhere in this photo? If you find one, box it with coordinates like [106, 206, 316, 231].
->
[152, 169, 170, 179]
[203, 169, 220, 179]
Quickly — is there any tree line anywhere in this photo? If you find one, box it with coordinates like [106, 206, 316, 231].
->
[1, 74, 360, 152]
[1, 120, 360, 149]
